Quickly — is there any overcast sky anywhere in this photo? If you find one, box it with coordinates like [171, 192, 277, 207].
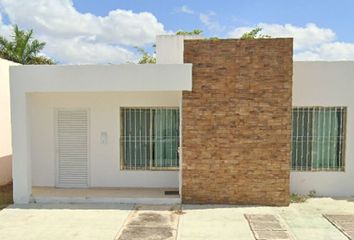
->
[0, 0, 353, 64]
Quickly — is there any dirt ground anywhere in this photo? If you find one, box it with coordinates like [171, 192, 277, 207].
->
[0, 182, 13, 209]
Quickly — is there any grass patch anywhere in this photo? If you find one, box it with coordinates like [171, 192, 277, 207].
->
[291, 190, 318, 203]
[290, 193, 307, 203]
[308, 190, 317, 198]
[0, 182, 13, 210]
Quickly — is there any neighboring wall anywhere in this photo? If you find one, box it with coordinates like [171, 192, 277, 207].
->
[0, 155, 11, 186]
[0, 58, 19, 185]
[182, 39, 293, 206]
[29, 92, 180, 188]
[291, 61, 354, 197]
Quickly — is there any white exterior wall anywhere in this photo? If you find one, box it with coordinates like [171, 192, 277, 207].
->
[156, 35, 203, 64]
[0, 59, 19, 185]
[156, 35, 204, 195]
[10, 64, 192, 203]
[291, 61, 354, 197]
[30, 92, 180, 188]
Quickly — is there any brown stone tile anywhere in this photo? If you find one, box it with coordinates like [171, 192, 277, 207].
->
[245, 214, 293, 240]
[250, 221, 284, 231]
[182, 39, 293, 205]
[118, 227, 175, 240]
[324, 214, 354, 239]
[338, 222, 354, 231]
[246, 214, 279, 222]
[116, 208, 178, 240]
[326, 214, 354, 222]
[345, 231, 354, 239]
[253, 230, 290, 240]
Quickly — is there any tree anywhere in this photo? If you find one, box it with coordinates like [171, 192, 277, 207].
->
[29, 55, 56, 65]
[176, 29, 203, 35]
[240, 27, 270, 40]
[0, 25, 55, 64]
[135, 46, 156, 64]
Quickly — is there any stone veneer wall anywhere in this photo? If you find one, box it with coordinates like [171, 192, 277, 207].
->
[182, 39, 293, 206]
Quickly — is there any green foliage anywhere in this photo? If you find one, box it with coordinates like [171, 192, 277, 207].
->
[208, 37, 220, 40]
[290, 193, 307, 203]
[135, 47, 156, 64]
[290, 190, 317, 203]
[28, 55, 56, 65]
[176, 29, 203, 35]
[240, 27, 271, 40]
[308, 190, 317, 198]
[0, 25, 54, 64]
[136, 29, 203, 64]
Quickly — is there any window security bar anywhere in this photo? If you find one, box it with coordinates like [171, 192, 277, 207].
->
[291, 107, 346, 171]
[120, 107, 180, 170]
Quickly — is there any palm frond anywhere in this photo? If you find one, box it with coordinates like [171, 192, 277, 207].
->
[0, 24, 54, 64]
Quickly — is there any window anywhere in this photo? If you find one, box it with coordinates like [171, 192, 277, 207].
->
[120, 107, 180, 170]
[292, 107, 346, 171]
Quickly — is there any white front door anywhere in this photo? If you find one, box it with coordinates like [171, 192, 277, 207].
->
[55, 109, 89, 188]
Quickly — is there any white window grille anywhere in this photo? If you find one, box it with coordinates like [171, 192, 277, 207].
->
[292, 107, 346, 171]
[120, 107, 180, 170]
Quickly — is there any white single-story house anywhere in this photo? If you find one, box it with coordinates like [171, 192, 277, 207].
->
[8, 35, 354, 205]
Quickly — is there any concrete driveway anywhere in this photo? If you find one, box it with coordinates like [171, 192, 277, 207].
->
[0, 198, 353, 240]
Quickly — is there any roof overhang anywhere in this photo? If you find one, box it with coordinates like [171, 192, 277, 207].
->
[10, 63, 192, 92]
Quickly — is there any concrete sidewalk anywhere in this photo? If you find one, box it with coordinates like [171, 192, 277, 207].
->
[0, 204, 133, 240]
[178, 198, 354, 240]
[0, 198, 353, 240]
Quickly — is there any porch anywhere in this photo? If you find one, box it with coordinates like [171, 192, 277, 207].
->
[32, 187, 180, 205]
[10, 64, 192, 204]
